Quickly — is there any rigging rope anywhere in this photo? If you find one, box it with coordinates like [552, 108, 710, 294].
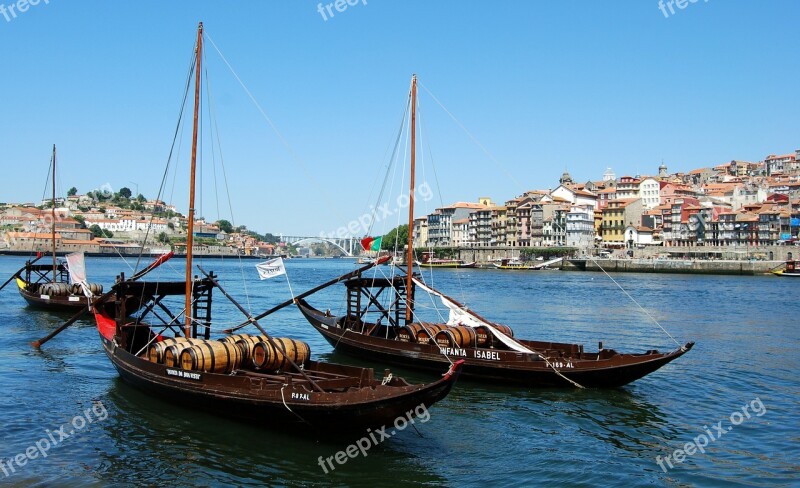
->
[417, 81, 525, 195]
[588, 256, 682, 348]
[204, 31, 347, 226]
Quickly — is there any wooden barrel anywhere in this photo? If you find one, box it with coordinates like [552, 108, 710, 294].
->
[397, 325, 418, 342]
[251, 338, 310, 371]
[147, 337, 198, 363]
[236, 335, 268, 363]
[435, 326, 477, 348]
[220, 334, 251, 345]
[42, 283, 69, 296]
[163, 338, 205, 367]
[478, 324, 514, 348]
[434, 327, 454, 347]
[179, 340, 243, 374]
[474, 326, 490, 347]
[415, 324, 449, 345]
[494, 324, 514, 337]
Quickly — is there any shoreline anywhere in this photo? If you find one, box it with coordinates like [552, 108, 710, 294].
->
[0, 250, 270, 259]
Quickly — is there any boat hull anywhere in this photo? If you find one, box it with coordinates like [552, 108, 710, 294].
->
[417, 262, 477, 269]
[491, 264, 539, 270]
[298, 300, 693, 388]
[772, 270, 800, 277]
[100, 333, 461, 434]
[17, 281, 92, 311]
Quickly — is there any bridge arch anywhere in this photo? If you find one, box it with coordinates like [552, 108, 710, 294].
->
[290, 237, 353, 256]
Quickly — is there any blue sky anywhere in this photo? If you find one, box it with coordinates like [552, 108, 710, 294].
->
[1, 0, 797, 236]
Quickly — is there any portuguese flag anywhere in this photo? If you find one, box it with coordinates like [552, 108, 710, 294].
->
[360, 235, 383, 251]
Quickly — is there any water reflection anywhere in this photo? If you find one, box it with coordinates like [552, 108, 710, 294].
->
[96, 379, 448, 487]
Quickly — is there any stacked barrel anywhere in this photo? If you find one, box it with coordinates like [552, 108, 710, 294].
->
[38, 282, 103, 296]
[146, 333, 311, 373]
[397, 323, 514, 349]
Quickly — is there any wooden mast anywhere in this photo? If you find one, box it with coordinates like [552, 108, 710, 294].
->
[185, 22, 203, 337]
[405, 75, 417, 322]
[51, 144, 57, 280]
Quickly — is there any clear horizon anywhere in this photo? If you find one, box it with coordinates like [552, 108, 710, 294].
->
[1, 0, 797, 236]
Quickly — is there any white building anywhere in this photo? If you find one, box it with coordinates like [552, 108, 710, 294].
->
[624, 225, 656, 247]
[638, 177, 661, 209]
[566, 205, 595, 248]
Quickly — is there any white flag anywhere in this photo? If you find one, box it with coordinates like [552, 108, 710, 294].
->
[65, 251, 92, 297]
[256, 257, 286, 280]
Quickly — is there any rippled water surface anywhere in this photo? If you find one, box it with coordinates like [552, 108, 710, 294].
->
[0, 256, 797, 487]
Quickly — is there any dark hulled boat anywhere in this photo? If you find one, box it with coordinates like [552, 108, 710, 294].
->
[296, 274, 692, 388]
[88, 24, 462, 433]
[9, 146, 102, 311]
[96, 274, 461, 432]
[297, 75, 693, 389]
[15, 260, 97, 310]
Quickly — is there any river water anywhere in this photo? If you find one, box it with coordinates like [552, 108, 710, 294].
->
[0, 255, 796, 487]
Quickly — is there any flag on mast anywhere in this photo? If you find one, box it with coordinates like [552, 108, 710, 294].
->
[256, 257, 286, 280]
[360, 236, 383, 251]
[65, 252, 92, 297]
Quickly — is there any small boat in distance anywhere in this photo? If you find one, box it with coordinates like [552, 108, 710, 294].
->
[357, 251, 391, 265]
[416, 251, 476, 268]
[10, 145, 102, 311]
[91, 24, 462, 433]
[491, 257, 563, 270]
[491, 258, 538, 270]
[772, 260, 800, 277]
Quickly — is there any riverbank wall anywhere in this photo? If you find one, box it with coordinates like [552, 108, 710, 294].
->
[564, 258, 781, 275]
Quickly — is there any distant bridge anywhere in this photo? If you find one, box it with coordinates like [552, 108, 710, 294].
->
[280, 235, 361, 257]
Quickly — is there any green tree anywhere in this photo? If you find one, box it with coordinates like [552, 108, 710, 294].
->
[216, 219, 234, 234]
[73, 215, 86, 228]
[381, 225, 409, 251]
[136, 194, 146, 202]
[67, 187, 78, 197]
[157, 232, 170, 244]
[89, 224, 113, 238]
[118, 187, 132, 199]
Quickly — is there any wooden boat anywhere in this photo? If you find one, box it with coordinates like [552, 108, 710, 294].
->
[96, 273, 462, 432]
[15, 259, 100, 311]
[772, 260, 800, 277]
[9, 146, 102, 311]
[416, 252, 476, 268]
[92, 24, 462, 433]
[297, 75, 693, 388]
[491, 258, 539, 270]
[491, 257, 563, 270]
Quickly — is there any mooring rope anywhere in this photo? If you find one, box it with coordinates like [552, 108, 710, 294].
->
[280, 384, 311, 426]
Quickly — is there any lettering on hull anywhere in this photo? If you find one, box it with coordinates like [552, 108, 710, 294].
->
[474, 350, 501, 361]
[166, 369, 202, 381]
[439, 347, 467, 357]
[291, 392, 311, 401]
